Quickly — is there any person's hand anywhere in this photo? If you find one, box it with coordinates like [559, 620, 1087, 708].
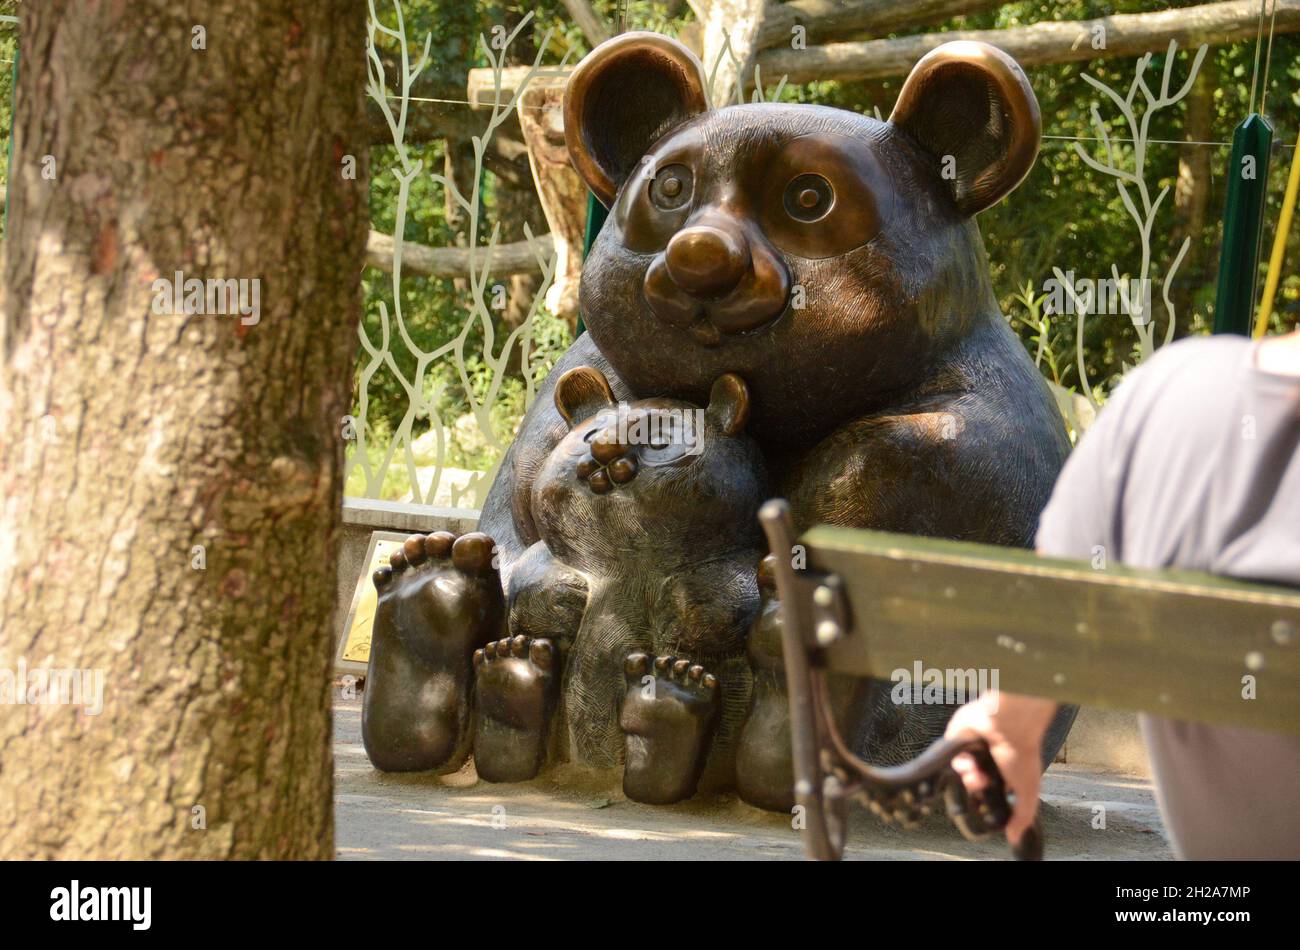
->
[944, 691, 1058, 845]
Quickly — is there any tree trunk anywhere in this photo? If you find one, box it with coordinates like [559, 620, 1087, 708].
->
[559, 0, 611, 46]
[498, 174, 550, 374]
[690, 0, 769, 106]
[0, 0, 368, 859]
[1171, 55, 1215, 335]
[494, 15, 552, 375]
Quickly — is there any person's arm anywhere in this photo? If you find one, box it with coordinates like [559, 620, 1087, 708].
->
[943, 368, 1144, 843]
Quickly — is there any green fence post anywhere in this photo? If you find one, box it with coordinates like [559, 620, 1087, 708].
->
[577, 191, 608, 336]
[1213, 114, 1274, 335]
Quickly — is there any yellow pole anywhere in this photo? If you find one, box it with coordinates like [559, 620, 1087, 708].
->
[1254, 130, 1300, 338]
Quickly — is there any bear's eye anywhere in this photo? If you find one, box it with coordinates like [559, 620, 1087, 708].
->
[783, 173, 834, 222]
[638, 412, 696, 466]
[649, 164, 693, 212]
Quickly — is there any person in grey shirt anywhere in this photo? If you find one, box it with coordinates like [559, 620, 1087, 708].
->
[946, 327, 1300, 859]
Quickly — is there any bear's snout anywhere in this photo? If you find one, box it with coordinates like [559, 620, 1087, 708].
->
[665, 225, 748, 297]
[575, 426, 639, 494]
[644, 213, 790, 344]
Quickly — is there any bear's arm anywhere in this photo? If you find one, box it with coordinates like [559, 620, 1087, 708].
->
[781, 386, 1069, 547]
[652, 555, 762, 663]
[506, 541, 589, 648]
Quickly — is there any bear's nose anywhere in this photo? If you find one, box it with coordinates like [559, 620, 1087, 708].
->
[590, 428, 629, 464]
[665, 225, 749, 297]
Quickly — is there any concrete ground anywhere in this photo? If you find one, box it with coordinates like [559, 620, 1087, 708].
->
[334, 687, 1173, 861]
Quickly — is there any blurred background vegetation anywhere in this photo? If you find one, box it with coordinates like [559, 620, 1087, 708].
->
[0, 1, 16, 233]
[2, 2, 1295, 501]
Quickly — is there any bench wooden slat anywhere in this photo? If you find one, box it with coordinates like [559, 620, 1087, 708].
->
[803, 526, 1300, 737]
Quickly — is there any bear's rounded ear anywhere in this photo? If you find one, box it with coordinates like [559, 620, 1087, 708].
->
[889, 41, 1040, 216]
[563, 31, 709, 207]
[706, 373, 750, 436]
[554, 366, 616, 428]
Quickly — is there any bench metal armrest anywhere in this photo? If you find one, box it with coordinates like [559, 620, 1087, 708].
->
[759, 500, 1038, 861]
[759, 496, 1300, 861]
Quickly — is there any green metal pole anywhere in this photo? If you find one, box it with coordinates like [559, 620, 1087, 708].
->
[577, 191, 608, 336]
[1213, 114, 1274, 335]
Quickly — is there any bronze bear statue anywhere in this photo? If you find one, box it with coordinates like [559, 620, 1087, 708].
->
[362, 32, 1076, 808]
[486, 366, 769, 801]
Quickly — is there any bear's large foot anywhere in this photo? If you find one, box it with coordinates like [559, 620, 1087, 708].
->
[620, 653, 719, 804]
[736, 555, 795, 812]
[472, 635, 558, 783]
[361, 531, 502, 773]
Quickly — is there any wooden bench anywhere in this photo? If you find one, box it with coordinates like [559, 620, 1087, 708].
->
[758, 500, 1300, 861]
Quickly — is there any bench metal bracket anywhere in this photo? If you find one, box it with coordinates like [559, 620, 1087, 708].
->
[759, 499, 1041, 861]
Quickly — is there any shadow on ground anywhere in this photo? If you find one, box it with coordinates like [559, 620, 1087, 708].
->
[333, 687, 1171, 861]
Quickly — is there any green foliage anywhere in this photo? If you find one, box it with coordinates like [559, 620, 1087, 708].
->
[979, 2, 1300, 395]
[1011, 280, 1069, 388]
[0, 1, 18, 239]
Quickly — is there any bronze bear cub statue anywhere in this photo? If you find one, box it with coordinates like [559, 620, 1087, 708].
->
[489, 366, 769, 802]
[362, 31, 1077, 808]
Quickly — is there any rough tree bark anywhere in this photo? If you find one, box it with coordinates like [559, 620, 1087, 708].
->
[0, 1, 368, 858]
[497, 14, 553, 373]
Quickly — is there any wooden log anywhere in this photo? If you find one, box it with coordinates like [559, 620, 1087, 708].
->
[467, 65, 552, 108]
[365, 230, 550, 278]
[802, 525, 1300, 737]
[475, 1, 1300, 99]
[754, 0, 1002, 51]
[756, 0, 1300, 85]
